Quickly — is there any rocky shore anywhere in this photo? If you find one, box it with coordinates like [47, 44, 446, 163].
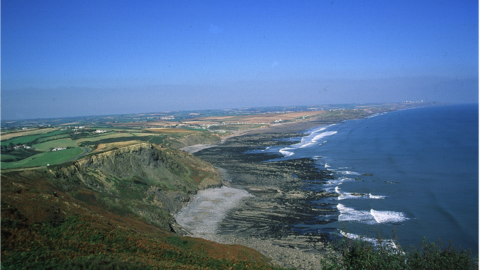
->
[181, 121, 343, 269]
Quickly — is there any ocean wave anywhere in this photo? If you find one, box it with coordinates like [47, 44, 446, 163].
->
[338, 193, 386, 200]
[335, 185, 385, 200]
[324, 177, 353, 186]
[369, 193, 386, 199]
[340, 231, 402, 251]
[279, 148, 294, 157]
[337, 204, 408, 224]
[367, 112, 387, 118]
[277, 126, 338, 157]
[336, 170, 361, 175]
[337, 204, 375, 224]
[370, 209, 407, 223]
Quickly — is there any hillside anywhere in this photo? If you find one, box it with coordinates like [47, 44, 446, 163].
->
[1, 143, 281, 269]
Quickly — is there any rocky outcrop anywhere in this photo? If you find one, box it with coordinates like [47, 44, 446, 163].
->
[47, 143, 223, 233]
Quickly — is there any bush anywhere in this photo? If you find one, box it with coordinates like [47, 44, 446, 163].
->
[321, 229, 478, 270]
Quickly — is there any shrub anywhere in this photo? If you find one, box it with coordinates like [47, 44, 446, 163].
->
[321, 229, 478, 270]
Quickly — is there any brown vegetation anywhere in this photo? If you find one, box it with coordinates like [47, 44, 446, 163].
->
[1, 171, 275, 269]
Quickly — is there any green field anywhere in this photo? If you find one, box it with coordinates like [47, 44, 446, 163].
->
[1, 147, 84, 169]
[1, 129, 71, 146]
[32, 138, 79, 152]
[1, 154, 20, 162]
[36, 133, 71, 143]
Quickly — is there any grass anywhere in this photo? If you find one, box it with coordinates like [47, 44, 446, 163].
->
[2, 147, 84, 169]
[1, 154, 21, 162]
[36, 133, 71, 143]
[32, 138, 79, 152]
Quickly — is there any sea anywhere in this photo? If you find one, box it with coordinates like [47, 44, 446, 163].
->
[176, 104, 478, 254]
[257, 104, 478, 253]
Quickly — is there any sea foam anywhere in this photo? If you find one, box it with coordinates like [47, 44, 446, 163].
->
[340, 231, 402, 252]
[278, 126, 338, 157]
[370, 209, 407, 223]
[335, 186, 385, 200]
[337, 204, 408, 224]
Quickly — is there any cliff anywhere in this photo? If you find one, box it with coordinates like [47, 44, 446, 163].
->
[1, 143, 280, 269]
[45, 143, 223, 232]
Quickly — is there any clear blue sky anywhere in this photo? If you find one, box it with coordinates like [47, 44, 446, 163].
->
[2, 0, 478, 120]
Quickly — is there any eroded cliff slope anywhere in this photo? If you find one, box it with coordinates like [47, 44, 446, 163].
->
[45, 143, 223, 231]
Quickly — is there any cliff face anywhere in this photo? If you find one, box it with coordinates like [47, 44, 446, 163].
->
[47, 143, 223, 232]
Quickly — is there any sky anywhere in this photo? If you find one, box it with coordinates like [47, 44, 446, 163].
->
[2, 0, 478, 120]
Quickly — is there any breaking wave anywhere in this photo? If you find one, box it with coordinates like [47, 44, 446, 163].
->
[335, 186, 386, 200]
[340, 231, 403, 252]
[337, 204, 408, 224]
[278, 125, 338, 157]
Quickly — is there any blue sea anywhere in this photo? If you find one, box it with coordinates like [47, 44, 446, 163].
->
[255, 104, 478, 253]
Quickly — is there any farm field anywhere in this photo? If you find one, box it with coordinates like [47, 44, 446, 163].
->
[208, 124, 265, 131]
[109, 120, 176, 127]
[73, 132, 152, 144]
[32, 138, 79, 152]
[1, 147, 84, 169]
[1, 128, 58, 141]
[36, 133, 71, 142]
[144, 128, 200, 133]
[198, 110, 325, 123]
[92, 140, 142, 153]
[1, 154, 20, 162]
[1, 129, 71, 146]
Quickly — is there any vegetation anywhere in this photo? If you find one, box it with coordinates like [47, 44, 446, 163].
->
[1, 129, 70, 146]
[32, 138, 79, 152]
[1, 212, 281, 270]
[1, 147, 280, 269]
[1, 154, 19, 162]
[36, 133, 71, 143]
[1, 147, 84, 169]
[209, 124, 265, 131]
[321, 229, 478, 270]
[0, 127, 59, 141]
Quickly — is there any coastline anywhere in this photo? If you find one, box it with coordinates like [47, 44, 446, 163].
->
[181, 118, 333, 154]
[176, 104, 444, 269]
[179, 120, 341, 269]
